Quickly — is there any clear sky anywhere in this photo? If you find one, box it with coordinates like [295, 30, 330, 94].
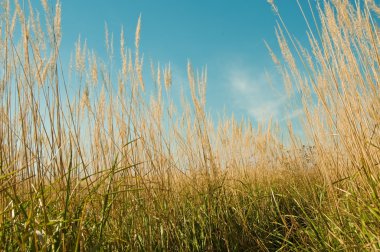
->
[55, 0, 313, 126]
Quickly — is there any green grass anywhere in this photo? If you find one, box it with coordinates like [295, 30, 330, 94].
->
[2, 168, 379, 251]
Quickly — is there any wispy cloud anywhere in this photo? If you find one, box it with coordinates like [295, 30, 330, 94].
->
[226, 64, 301, 122]
[281, 108, 304, 121]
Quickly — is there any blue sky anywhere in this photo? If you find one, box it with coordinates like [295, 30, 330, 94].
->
[56, 0, 312, 126]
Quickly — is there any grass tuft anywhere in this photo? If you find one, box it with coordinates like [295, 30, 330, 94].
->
[0, 0, 379, 250]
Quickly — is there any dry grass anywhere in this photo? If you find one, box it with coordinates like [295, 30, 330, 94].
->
[0, 0, 379, 250]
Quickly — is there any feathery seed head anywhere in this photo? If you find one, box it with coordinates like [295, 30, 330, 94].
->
[135, 14, 141, 50]
[41, 0, 48, 13]
[164, 63, 172, 90]
[54, 1, 61, 45]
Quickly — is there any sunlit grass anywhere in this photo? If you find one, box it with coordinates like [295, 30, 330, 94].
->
[0, 0, 379, 250]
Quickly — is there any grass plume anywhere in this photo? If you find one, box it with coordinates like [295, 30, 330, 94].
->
[0, 0, 379, 251]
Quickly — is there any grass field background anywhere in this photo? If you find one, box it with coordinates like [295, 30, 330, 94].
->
[0, 0, 379, 250]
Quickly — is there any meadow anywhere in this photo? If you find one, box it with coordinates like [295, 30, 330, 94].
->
[0, 0, 379, 251]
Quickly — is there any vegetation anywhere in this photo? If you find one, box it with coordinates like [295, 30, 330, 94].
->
[0, 0, 379, 250]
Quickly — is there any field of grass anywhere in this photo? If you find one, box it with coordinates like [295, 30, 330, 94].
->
[0, 0, 379, 251]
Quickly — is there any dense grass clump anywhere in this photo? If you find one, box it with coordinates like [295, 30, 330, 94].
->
[0, 0, 379, 250]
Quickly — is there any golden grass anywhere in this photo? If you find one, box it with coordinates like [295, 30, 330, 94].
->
[0, 0, 379, 250]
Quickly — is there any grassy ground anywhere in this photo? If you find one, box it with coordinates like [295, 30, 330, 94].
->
[0, 0, 379, 251]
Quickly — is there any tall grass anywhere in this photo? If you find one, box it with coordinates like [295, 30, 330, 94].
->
[0, 0, 379, 250]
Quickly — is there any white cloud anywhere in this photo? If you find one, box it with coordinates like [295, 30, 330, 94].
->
[226, 65, 299, 122]
[228, 69, 257, 94]
[247, 96, 287, 121]
[282, 108, 304, 121]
